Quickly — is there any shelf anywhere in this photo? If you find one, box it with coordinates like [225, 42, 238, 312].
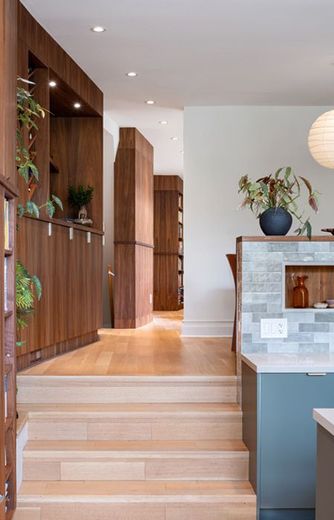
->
[4, 249, 12, 257]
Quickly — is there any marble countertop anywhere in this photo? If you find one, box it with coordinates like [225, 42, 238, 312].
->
[241, 352, 334, 373]
[313, 409, 334, 437]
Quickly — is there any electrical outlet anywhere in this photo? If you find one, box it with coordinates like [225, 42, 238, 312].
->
[149, 293, 153, 305]
[260, 318, 288, 339]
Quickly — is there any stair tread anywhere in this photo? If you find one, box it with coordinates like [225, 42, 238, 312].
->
[19, 403, 241, 421]
[18, 480, 256, 498]
[25, 439, 247, 453]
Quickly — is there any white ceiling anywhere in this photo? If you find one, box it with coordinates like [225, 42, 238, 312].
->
[21, 0, 334, 174]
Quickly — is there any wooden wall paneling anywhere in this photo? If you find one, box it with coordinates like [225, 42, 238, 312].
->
[154, 191, 179, 253]
[114, 128, 154, 328]
[134, 134, 154, 246]
[18, 4, 103, 116]
[114, 244, 136, 329]
[135, 245, 154, 327]
[50, 117, 103, 229]
[51, 223, 69, 345]
[0, 0, 17, 184]
[114, 147, 136, 243]
[154, 254, 179, 311]
[17, 218, 53, 353]
[153, 175, 183, 311]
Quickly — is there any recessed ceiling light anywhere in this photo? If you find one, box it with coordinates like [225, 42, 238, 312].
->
[146, 100, 155, 105]
[170, 136, 178, 141]
[159, 120, 168, 125]
[74, 102, 81, 109]
[49, 80, 57, 87]
[91, 26, 106, 33]
[126, 72, 138, 77]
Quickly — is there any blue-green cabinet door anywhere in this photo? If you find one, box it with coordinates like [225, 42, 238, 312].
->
[259, 373, 334, 509]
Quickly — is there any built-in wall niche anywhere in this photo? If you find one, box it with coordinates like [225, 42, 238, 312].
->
[285, 264, 334, 309]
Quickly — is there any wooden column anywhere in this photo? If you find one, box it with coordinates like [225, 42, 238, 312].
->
[114, 128, 154, 328]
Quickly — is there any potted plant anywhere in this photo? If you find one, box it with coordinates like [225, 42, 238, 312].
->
[68, 184, 94, 222]
[238, 167, 319, 238]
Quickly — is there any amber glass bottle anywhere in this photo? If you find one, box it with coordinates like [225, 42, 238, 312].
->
[293, 275, 309, 308]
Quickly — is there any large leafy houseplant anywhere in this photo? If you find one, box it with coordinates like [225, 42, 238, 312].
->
[238, 167, 319, 238]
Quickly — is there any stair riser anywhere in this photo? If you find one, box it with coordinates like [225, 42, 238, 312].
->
[17, 378, 237, 404]
[27, 417, 242, 441]
[23, 456, 249, 481]
[15, 503, 256, 520]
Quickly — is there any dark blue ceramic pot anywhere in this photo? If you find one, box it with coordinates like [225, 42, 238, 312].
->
[259, 207, 292, 236]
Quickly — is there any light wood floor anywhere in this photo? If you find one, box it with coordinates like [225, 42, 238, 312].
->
[22, 311, 235, 376]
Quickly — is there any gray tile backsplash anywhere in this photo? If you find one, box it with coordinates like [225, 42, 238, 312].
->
[240, 240, 334, 353]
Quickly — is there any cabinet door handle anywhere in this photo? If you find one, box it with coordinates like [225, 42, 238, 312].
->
[307, 372, 327, 376]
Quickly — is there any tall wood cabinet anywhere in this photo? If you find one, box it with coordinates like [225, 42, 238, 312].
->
[16, 3, 104, 369]
[114, 128, 154, 328]
[154, 175, 184, 311]
[0, 1, 17, 518]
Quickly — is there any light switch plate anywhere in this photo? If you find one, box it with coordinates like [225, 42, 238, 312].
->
[260, 318, 288, 339]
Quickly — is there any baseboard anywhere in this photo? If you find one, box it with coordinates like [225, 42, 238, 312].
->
[181, 320, 233, 337]
[260, 509, 315, 520]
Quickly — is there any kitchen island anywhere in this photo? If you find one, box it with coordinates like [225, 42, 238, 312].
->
[313, 409, 334, 520]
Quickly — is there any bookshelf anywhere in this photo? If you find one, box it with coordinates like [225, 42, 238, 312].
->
[0, 183, 17, 520]
[154, 175, 184, 311]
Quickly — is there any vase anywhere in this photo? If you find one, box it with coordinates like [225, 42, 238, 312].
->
[78, 205, 88, 220]
[293, 275, 309, 308]
[259, 207, 292, 236]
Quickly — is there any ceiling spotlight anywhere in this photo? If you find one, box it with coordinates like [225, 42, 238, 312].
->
[159, 120, 168, 125]
[146, 100, 155, 105]
[91, 26, 106, 33]
[74, 102, 82, 109]
[49, 80, 57, 87]
[170, 136, 178, 141]
[126, 72, 138, 77]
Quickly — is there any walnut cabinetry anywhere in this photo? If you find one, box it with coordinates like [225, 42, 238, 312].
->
[16, 3, 104, 369]
[114, 129, 154, 328]
[154, 175, 184, 311]
[17, 218, 103, 370]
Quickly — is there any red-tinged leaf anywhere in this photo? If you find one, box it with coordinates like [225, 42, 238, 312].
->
[309, 195, 318, 213]
[299, 176, 313, 195]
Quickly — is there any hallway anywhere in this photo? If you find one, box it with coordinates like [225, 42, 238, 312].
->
[21, 312, 235, 377]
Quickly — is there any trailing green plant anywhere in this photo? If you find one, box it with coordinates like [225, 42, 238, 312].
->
[68, 184, 94, 209]
[15, 78, 63, 344]
[16, 260, 42, 334]
[16, 78, 63, 218]
[238, 167, 319, 238]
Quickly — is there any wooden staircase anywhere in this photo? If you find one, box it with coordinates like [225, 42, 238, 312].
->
[15, 376, 256, 520]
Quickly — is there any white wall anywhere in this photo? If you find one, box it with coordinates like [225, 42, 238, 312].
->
[102, 117, 119, 327]
[183, 106, 334, 337]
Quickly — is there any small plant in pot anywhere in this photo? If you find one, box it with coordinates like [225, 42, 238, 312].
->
[238, 167, 319, 238]
[68, 184, 94, 224]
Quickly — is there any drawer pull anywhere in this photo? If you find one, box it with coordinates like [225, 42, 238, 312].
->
[307, 372, 327, 376]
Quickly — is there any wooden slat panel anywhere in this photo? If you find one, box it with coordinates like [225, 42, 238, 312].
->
[17, 4, 103, 115]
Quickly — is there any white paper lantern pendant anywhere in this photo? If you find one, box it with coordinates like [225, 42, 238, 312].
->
[308, 109, 334, 169]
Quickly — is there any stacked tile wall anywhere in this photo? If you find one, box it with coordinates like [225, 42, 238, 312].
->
[241, 240, 334, 353]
